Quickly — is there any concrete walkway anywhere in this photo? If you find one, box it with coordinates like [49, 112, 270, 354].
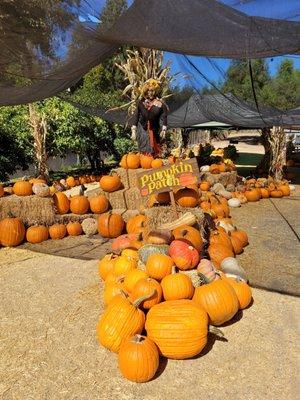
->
[0, 247, 299, 400]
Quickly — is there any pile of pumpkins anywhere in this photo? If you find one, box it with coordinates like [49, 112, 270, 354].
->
[119, 153, 166, 170]
[96, 212, 252, 383]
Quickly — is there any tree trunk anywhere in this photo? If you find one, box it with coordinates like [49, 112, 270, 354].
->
[256, 126, 286, 180]
[28, 103, 49, 181]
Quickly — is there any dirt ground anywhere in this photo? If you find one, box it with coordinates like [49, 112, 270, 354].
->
[0, 188, 299, 400]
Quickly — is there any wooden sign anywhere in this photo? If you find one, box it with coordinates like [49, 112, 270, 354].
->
[137, 158, 201, 197]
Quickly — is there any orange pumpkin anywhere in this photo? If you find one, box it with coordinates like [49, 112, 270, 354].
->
[229, 234, 244, 255]
[113, 256, 137, 276]
[223, 276, 252, 310]
[103, 278, 126, 306]
[140, 154, 154, 169]
[207, 243, 234, 269]
[151, 159, 163, 169]
[270, 189, 283, 198]
[174, 188, 199, 208]
[26, 225, 49, 243]
[123, 269, 148, 293]
[121, 248, 139, 261]
[99, 174, 121, 192]
[49, 224, 67, 240]
[53, 192, 70, 214]
[118, 335, 159, 383]
[0, 217, 25, 247]
[209, 230, 233, 250]
[111, 233, 143, 253]
[69, 194, 89, 214]
[126, 215, 148, 234]
[169, 239, 199, 270]
[146, 253, 174, 281]
[278, 184, 290, 196]
[210, 164, 220, 174]
[120, 153, 140, 169]
[200, 181, 210, 191]
[89, 195, 109, 214]
[193, 279, 239, 325]
[245, 189, 260, 202]
[98, 212, 125, 238]
[161, 267, 194, 300]
[172, 225, 203, 252]
[98, 254, 118, 280]
[13, 180, 33, 196]
[66, 176, 76, 188]
[131, 278, 162, 309]
[260, 188, 270, 198]
[231, 230, 248, 248]
[66, 221, 82, 236]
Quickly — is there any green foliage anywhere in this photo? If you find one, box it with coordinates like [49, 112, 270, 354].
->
[223, 145, 238, 161]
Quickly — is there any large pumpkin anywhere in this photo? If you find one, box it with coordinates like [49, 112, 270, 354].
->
[172, 225, 203, 252]
[207, 243, 234, 269]
[13, 180, 33, 196]
[70, 195, 90, 214]
[145, 300, 208, 359]
[120, 153, 140, 169]
[118, 335, 159, 383]
[97, 294, 148, 353]
[161, 267, 194, 300]
[99, 174, 121, 192]
[174, 188, 198, 208]
[26, 225, 49, 244]
[53, 192, 70, 214]
[0, 217, 25, 247]
[66, 221, 82, 236]
[98, 212, 125, 238]
[131, 278, 162, 309]
[169, 239, 199, 271]
[49, 224, 67, 240]
[146, 253, 174, 281]
[89, 195, 109, 214]
[192, 279, 238, 325]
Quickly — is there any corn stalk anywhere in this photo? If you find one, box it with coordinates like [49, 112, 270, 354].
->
[114, 48, 177, 114]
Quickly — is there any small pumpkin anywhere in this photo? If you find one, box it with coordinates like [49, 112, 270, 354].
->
[197, 259, 220, 283]
[98, 212, 125, 238]
[26, 225, 49, 244]
[13, 180, 33, 196]
[229, 234, 244, 255]
[49, 224, 67, 240]
[145, 300, 208, 359]
[124, 269, 148, 293]
[66, 176, 76, 188]
[146, 253, 174, 281]
[140, 154, 154, 169]
[121, 248, 139, 261]
[103, 279, 127, 306]
[245, 189, 260, 202]
[89, 195, 109, 214]
[113, 256, 137, 276]
[200, 181, 210, 191]
[98, 253, 118, 280]
[126, 215, 148, 234]
[260, 188, 270, 198]
[120, 153, 140, 169]
[0, 217, 26, 247]
[231, 229, 248, 248]
[138, 244, 169, 264]
[169, 239, 199, 271]
[111, 233, 143, 253]
[53, 192, 70, 214]
[32, 183, 50, 197]
[151, 159, 163, 169]
[172, 225, 203, 252]
[66, 221, 83, 236]
[207, 243, 235, 269]
[118, 335, 159, 383]
[228, 198, 241, 208]
[192, 279, 239, 325]
[99, 173, 121, 192]
[131, 277, 162, 309]
[270, 189, 283, 198]
[222, 276, 252, 310]
[70, 194, 90, 215]
[161, 266, 194, 300]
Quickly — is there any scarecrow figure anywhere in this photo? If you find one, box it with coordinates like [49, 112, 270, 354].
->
[131, 79, 168, 156]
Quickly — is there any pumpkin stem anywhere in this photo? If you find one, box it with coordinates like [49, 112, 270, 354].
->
[171, 266, 177, 274]
[209, 326, 225, 338]
[181, 229, 188, 236]
[132, 334, 145, 344]
[132, 290, 156, 308]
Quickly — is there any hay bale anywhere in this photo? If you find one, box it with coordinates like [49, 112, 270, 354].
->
[124, 187, 144, 210]
[85, 187, 106, 199]
[55, 213, 98, 224]
[128, 168, 143, 188]
[144, 206, 204, 230]
[106, 189, 127, 209]
[113, 167, 129, 189]
[0, 195, 56, 226]
[122, 209, 141, 222]
[202, 171, 237, 187]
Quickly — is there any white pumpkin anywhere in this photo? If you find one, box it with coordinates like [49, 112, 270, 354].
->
[32, 183, 50, 197]
[289, 185, 296, 191]
[228, 198, 241, 208]
[220, 257, 247, 281]
[218, 189, 232, 200]
[82, 218, 98, 237]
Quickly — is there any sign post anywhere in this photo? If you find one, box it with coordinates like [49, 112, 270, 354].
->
[137, 158, 201, 218]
